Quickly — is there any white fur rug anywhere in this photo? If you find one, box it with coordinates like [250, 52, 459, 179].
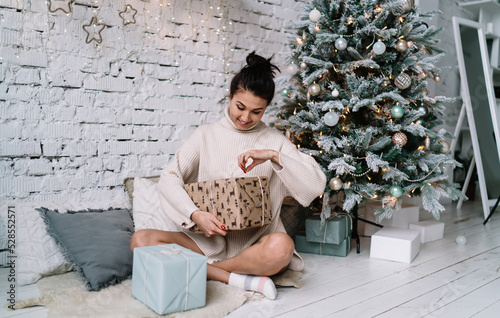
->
[13, 270, 302, 317]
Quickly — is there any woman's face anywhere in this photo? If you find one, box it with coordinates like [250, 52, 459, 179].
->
[229, 89, 267, 130]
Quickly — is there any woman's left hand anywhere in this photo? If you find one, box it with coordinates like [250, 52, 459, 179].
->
[238, 149, 281, 173]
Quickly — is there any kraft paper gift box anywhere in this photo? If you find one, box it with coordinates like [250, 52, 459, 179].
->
[409, 220, 445, 243]
[363, 202, 420, 236]
[295, 233, 351, 257]
[184, 176, 272, 231]
[305, 214, 352, 245]
[370, 227, 421, 263]
[131, 244, 207, 315]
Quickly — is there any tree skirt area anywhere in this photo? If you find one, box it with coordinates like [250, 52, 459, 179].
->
[12, 270, 303, 318]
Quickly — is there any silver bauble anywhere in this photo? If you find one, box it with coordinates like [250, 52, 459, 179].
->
[300, 61, 307, 70]
[440, 141, 450, 153]
[394, 72, 411, 90]
[329, 177, 343, 191]
[392, 0, 414, 15]
[324, 112, 339, 126]
[308, 83, 321, 96]
[392, 132, 408, 146]
[286, 64, 299, 75]
[396, 39, 408, 52]
[335, 37, 348, 51]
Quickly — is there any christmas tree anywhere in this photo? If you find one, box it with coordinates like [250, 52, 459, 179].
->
[275, 0, 465, 222]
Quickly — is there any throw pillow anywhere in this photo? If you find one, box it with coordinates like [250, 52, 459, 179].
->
[132, 177, 178, 232]
[38, 207, 134, 291]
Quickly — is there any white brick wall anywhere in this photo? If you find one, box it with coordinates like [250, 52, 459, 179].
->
[0, 0, 304, 202]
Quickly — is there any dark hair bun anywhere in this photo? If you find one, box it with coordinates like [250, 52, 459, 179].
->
[245, 51, 280, 79]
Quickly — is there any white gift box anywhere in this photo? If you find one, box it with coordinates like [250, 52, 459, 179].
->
[370, 227, 421, 263]
[409, 221, 445, 243]
[363, 202, 420, 236]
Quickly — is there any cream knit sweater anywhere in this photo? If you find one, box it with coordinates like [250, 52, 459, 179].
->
[158, 106, 326, 270]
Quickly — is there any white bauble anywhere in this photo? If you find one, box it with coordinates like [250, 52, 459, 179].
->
[286, 64, 299, 75]
[308, 83, 321, 96]
[324, 112, 339, 126]
[332, 88, 339, 97]
[373, 40, 386, 55]
[335, 37, 348, 50]
[309, 9, 321, 22]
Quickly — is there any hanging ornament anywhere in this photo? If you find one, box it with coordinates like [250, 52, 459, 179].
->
[434, 75, 441, 82]
[373, 39, 386, 55]
[392, 132, 408, 146]
[416, 118, 425, 125]
[394, 72, 411, 90]
[439, 141, 450, 153]
[417, 104, 429, 116]
[308, 83, 321, 96]
[286, 64, 299, 76]
[309, 8, 322, 22]
[389, 185, 403, 198]
[329, 177, 343, 191]
[332, 88, 339, 97]
[347, 15, 355, 25]
[82, 16, 105, 44]
[424, 136, 430, 149]
[119, 4, 138, 26]
[280, 88, 290, 97]
[300, 61, 307, 70]
[391, 104, 404, 118]
[396, 39, 408, 52]
[335, 37, 348, 51]
[324, 112, 339, 126]
[47, 0, 74, 14]
[392, 0, 414, 15]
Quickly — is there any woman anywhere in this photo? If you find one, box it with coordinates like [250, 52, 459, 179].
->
[131, 52, 326, 299]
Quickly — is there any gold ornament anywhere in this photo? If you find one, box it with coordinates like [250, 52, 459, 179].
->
[434, 75, 441, 82]
[308, 83, 321, 96]
[392, 132, 408, 146]
[329, 177, 343, 191]
[392, 0, 414, 15]
[394, 72, 411, 90]
[300, 61, 307, 70]
[440, 140, 450, 153]
[396, 39, 408, 52]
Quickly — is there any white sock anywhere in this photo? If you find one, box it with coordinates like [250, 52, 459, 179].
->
[228, 273, 277, 300]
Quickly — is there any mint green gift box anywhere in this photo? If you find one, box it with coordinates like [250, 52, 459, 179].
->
[132, 244, 207, 315]
[305, 214, 352, 244]
[295, 234, 351, 257]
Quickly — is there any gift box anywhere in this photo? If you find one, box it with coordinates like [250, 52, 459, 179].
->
[363, 202, 420, 236]
[409, 220, 445, 243]
[132, 244, 207, 315]
[370, 227, 421, 263]
[184, 176, 272, 231]
[305, 214, 352, 245]
[295, 233, 351, 257]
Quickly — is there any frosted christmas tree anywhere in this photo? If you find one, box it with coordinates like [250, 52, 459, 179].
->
[275, 0, 465, 222]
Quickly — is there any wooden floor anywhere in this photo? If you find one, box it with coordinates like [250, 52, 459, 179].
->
[1, 200, 499, 318]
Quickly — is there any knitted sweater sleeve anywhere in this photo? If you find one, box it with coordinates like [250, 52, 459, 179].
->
[272, 134, 327, 207]
[157, 128, 202, 229]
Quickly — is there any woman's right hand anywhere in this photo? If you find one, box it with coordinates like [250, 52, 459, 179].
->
[191, 210, 228, 237]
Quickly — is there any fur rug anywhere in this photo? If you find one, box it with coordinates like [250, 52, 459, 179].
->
[12, 270, 303, 317]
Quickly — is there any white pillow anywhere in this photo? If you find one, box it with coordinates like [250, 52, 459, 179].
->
[10, 197, 130, 286]
[132, 177, 178, 232]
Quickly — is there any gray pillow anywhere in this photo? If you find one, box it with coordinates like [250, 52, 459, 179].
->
[38, 207, 134, 291]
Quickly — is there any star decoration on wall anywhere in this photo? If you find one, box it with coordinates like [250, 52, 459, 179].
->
[119, 4, 138, 26]
[47, 0, 75, 14]
[82, 16, 105, 44]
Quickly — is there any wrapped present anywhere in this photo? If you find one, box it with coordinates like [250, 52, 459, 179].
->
[131, 244, 207, 315]
[370, 227, 421, 263]
[184, 176, 272, 231]
[363, 202, 420, 236]
[305, 214, 352, 245]
[409, 220, 445, 243]
[295, 233, 351, 257]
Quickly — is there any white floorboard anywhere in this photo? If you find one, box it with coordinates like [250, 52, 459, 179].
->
[1, 200, 498, 318]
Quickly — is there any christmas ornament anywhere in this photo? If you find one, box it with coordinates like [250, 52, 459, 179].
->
[335, 37, 348, 51]
[286, 64, 299, 75]
[47, 0, 74, 14]
[416, 118, 425, 125]
[396, 39, 408, 52]
[300, 61, 307, 70]
[309, 8, 321, 22]
[389, 185, 403, 198]
[392, 0, 414, 15]
[373, 39, 386, 55]
[82, 16, 105, 44]
[280, 88, 290, 97]
[273, 118, 284, 130]
[391, 104, 404, 118]
[439, 141, 450, 153]
[417, 105, 429, 116]
[392, 132, 408, 146]
[394, 72, 411, 90]
[425, 136, 430, 149]
[308, 83, 321, 96]
[329, 177, 343, 191]
[434, 75, 441, 82]
[347, 16, 355, 25]
[324, 112, 339, 126]
[456, 235, 466, 245]
[332, 88, 339, 97]
[119, 4, 138, 26]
